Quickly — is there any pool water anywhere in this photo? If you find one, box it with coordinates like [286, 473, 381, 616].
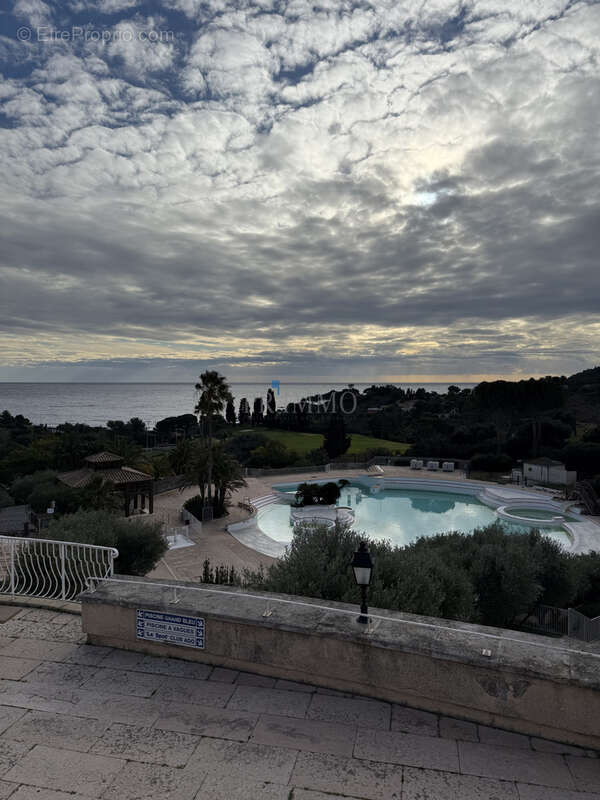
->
[258, 484, 570, 548]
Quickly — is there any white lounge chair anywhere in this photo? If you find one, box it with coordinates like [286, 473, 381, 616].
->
[410, 459, 418, 470]
[427, 461, 439, 471]
[416, 460, 423, 469]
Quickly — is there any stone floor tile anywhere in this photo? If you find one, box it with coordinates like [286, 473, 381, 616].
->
[0, 680, 90, 718]
[292, 791, 357, 800]
[209, 667, 239, 683]
[355, 727, 459, 772]
[316, 688, 354, 697]
[307, 693, 391, 731]
[96, 650, 142, 670]
[252, 714, 356, 757]
[154, 677, 236, 708]
[81, 667, 165, 698]
[391, 705, 439, 737]
[154, 702, 258, 741]
[1, 620, 83, 645]
[2, 709, 107, 752]
[566, 754, 600, 793]
[188, 737, 298, 785]
[227, 685, 311, 718]
[530, 737, 595, 757]
[235, 672, 277, 688]
[63, 644, 113, 666]
[402, 766, 518, 799]
[23, 662, 98, 688]
[274, 679, 315, 693]
[439, 716, 479, 742]
[18, 609, 59, 623]
[0, 639, 76, 662]
[103, 760, 206, 800]
[458, 741, 575, 789]
[0, 740, 32, 776]
[91, 722, 200, 767]
[291, 751, 403, 800]
[136, 655, 211, 680]
[75, 692, 162, 727]
[3, 744, 124, 795]
[194, 775, 290, 800]
[478, 725, 532, 750]
[5, 787, 91, 800]
[0, 705, 27, 735]
[0, 656, 39, 681]
[517, 786, 600, 800]
[0, 780, 16, 799]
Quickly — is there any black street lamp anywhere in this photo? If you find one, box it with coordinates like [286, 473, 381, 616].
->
[351, 541, 373, 624]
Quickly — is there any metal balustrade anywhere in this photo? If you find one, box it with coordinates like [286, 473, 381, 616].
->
[0, 535, 118, 602]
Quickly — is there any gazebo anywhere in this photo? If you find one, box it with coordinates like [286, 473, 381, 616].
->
[58, 451, 154, 516]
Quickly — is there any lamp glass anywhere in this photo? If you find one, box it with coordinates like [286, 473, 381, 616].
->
[353, 566, 372, 586]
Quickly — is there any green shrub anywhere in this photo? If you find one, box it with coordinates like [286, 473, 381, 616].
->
[11, 470, 57, 504]
[27, 482, 81, 515]
[244, 521, 582, 629]
[183, 495, 204, 520]
[48, 510, 167, 576]
[293, 481, 343, 507]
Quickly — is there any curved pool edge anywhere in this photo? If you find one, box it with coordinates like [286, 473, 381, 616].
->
[228, 475, 600, 557]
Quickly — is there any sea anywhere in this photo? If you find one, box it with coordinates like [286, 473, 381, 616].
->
[0, 382, 476, 427]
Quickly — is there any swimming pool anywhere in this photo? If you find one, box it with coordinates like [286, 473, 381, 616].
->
[257, 480, 571, 549]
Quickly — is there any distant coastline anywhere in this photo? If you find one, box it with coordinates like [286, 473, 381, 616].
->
[0, 381, 476, 427]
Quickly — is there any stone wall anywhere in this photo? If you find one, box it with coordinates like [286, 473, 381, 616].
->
[80, 577, 600, 749]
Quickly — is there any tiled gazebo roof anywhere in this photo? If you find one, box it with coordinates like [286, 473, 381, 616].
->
[58, 465, 152, 489]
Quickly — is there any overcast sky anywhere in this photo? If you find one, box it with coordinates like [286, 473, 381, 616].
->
[1, 0, 599, 383]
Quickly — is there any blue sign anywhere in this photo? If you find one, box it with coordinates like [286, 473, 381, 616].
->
[136, 609, 204, 649]
[271, 379, 280, 395]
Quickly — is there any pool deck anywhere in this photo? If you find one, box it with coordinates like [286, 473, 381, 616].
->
[0, 604, 599, 799]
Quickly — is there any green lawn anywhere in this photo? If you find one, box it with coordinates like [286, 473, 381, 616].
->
[235, 428, 409, 457]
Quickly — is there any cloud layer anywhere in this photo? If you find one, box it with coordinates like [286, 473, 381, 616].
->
[1, 0, 599, 380]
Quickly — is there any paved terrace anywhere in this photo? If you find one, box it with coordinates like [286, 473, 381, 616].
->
[0, 605, 599, 799]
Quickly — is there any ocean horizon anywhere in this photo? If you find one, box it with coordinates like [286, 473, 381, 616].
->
[0, 381, 475, 427]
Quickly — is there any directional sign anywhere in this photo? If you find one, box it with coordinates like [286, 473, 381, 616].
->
[136, 609, 204, 649]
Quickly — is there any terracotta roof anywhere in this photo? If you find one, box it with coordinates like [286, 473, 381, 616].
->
[58, 466, 152, 488]
[84, 451, 124, 464]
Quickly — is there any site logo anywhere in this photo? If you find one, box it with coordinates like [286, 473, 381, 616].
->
[272, 380, 357, 415]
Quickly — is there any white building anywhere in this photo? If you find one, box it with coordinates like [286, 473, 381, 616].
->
[521, 458, 576, 487]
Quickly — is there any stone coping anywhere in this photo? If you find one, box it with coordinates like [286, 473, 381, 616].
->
[81, 576, 600, 691]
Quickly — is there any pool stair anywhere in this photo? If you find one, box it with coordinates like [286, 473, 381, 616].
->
[367, 464, 384, 474]
[249, 493, 283, 511]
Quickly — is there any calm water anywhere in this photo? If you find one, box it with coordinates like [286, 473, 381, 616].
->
[0, 382, 474, 426]
[258, 484, 570, 547]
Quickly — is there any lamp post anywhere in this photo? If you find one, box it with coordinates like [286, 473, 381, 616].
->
[351, 541, 373, 624]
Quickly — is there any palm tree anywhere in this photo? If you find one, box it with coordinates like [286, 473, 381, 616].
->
[194, 371, 232, 509]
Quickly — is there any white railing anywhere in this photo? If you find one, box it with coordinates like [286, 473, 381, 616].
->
[0, 536, 118, 602]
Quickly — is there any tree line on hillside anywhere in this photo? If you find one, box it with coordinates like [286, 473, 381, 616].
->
[2, 367, 600, 509]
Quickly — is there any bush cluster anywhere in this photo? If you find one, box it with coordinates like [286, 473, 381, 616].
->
[244, 522, 599, 628]
[48, 510, 167, 576]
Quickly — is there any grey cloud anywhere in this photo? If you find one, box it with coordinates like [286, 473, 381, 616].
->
[1, 0, 599, 380]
